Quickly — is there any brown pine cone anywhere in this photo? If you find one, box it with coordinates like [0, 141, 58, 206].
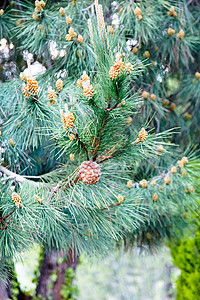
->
[79, 161, 101, 185]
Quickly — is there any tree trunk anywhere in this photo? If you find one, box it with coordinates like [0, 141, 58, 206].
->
[36, 248, 79, 300]
[0, 279, 11, 300]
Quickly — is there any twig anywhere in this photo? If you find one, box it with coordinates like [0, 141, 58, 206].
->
[107, 102, 118, 112]
[0, 166, 40, 187]
[74, 128, 90, 160]
[81, 3, 95, 11]
[15, 85, 21, 106]
[0, 105, 8, 119]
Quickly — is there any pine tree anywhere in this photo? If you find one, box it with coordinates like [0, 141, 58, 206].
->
[0, 0, 199, 299]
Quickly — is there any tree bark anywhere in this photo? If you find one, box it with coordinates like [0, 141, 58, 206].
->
[0, 279, 12, 300]
[36, 249, 79, 300]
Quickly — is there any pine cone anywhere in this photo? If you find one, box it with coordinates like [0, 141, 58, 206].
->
[79, 161, 101, 185]
[125, 63, 133, 74]
[113, 59, 124, 74]
[77, 79, 82, 87]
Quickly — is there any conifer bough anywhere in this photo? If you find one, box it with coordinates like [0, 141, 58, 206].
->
[0, 0, 199, 298]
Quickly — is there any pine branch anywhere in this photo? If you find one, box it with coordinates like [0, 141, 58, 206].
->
[92, 110, 108, 161]
[0, 166, 40, 187]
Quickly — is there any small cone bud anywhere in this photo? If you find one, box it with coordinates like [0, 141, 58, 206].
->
[170, 103, 176, 111]
[121, 99, 125, 106]
[168, 28, 175, 36]
[181, 157, 188, 164]
[139, 179, 147, 188]
[59, 7, 65, 16]
[56, 79, 63, 91]
[152, 193, 158, 202]
[12, 192, 22, 208]
[127, 180, 132, 188]
[8, 139, 15, 147]
[66, 16, 72, 25]
[142, 91, 149, 99]
[69, 134, 75, 141]
[157, 145, 164, 152]
[117, 195, 124, 204]
[78, 35, 84, 43]
[195, 72, 200, 80]
[177, 30, 184, 38]
[143, 51, 150, 59]
[150, 94, 156, 101]
[35, 195, 42, 203]
[70, 154, 75, 162]
[132, 47, 138, 55]
[48, 89, 57, 99]
[134, 7, 142, 16]
[171, 166, 177, 174]
[177, 160, 184, 168]
[164, 175, 170, 184]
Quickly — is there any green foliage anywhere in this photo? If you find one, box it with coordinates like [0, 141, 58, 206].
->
[170, 215, 200, 299]
[168, 159, 200, 299]
[60, 267, 79, 300]
[10, 270, 20, 300]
